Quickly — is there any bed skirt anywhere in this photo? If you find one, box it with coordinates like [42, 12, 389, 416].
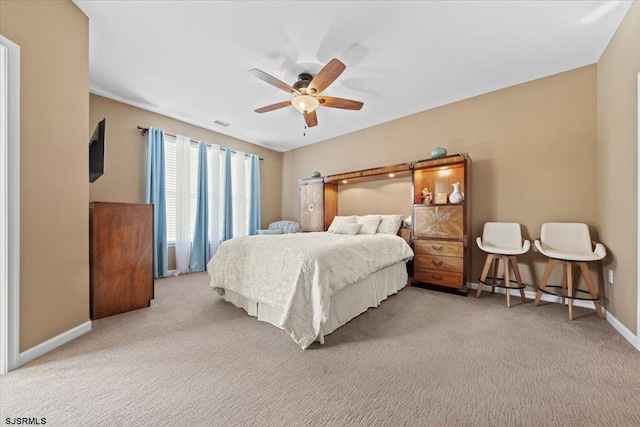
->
[222, 261, 408, 344]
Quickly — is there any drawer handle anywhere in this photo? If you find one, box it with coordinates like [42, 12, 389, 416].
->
[432, 260, 444, 266]
[431, 274, 443, 280]
[431, 245, 444, 251]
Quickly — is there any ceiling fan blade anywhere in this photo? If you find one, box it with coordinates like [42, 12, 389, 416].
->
[254, 100, 292, 113]
[304, 110, 318, 128]
[317, 96, 363, 110]
[307, 58, 346, 95]
[249, 69, 300, 95]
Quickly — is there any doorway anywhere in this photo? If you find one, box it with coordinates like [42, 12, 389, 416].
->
[0, 35, 20, 374]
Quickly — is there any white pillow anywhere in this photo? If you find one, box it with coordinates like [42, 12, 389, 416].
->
[330, 222, 362, 235]
[359, 214, 382, 223]
[327, 215, 357, 233]
[357, 217, 381, 235]
[377, 215, 404, 235]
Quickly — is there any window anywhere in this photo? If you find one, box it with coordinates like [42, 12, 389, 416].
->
[231, 153, 251, 238]
[164, 137, 252, 243]
[164, 136, 199, 243]
[207, 144, 223, 245]
[164, 138, 177, 242]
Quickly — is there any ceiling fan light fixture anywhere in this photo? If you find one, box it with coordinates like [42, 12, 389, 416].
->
[291, 95, 319, 114]
[250, 58, 362, 128]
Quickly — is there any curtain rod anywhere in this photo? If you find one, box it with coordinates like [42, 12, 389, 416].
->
[137, 126, 263, 161]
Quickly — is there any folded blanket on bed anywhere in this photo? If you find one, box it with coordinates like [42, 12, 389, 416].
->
[207, 232, 414, 348]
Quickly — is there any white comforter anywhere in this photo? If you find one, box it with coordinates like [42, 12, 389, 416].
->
[207, 232, 414, 348]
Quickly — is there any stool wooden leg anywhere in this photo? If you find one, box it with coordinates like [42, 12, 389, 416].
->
[509, 256, 527, 303]
[561, 263, 568, 306]
[491, 258, 498, 294]
[579, 262, 605, 319]
[534, 259, 556, 306]
[504, 255, 511, 308]
[477, 254, 494, 298]
[567, 261, 574, 320]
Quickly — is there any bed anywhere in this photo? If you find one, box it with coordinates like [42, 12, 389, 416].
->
[207, 231, 414, 348]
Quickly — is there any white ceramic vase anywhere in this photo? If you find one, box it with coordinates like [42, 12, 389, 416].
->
[449, 182, 463, 203]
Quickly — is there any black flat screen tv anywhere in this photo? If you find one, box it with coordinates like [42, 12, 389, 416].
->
[89, 118, 106, 183]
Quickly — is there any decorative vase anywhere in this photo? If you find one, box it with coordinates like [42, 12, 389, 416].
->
[430, 147, 447, 159]
[421, 187, 433, 204]
[449, 182, 463, 203]
[311, 170, 321, 178]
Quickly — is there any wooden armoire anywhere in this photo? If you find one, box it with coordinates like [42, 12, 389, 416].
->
[411, 154, 471, 294]
[89, 202, 154, 319]
[299, 177, 337, 231]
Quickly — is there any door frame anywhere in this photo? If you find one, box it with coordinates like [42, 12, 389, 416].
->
[0, 35, 20, 374]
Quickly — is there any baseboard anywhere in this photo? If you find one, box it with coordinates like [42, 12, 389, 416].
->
[469, 282, 639, 351]
[18, 320, 92, 367]
[603, 309, 639, 351]
[468, 281, 597, 309]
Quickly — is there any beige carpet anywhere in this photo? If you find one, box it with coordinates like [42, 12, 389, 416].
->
[1, 272, 639, 427]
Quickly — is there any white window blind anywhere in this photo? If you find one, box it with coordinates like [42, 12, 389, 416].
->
[164, 138, 177, 243]
[207, 144, 224, 245]
[244, 157, 251, 236]
[164, 135, 199, 243]
[231, 152, 251, 238]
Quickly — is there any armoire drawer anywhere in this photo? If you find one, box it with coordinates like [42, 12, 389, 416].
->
[413, 269, 463, 288]
[414, 254, 463, 272]
[413, 239, 463, 257]
[414, 205, 463, 239]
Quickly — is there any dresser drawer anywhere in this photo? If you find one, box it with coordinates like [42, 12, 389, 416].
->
[413, 269, 463, 288]
[414, 254, 463, 272]
[413, 239, 463, 257]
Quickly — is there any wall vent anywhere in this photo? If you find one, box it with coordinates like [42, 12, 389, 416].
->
[214, 120, 230, 127]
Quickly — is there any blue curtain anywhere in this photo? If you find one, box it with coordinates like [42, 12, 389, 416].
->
[222, 148, 234, 241]
[145, 127, 168, 278]
[249, 154, 261, 235]
[190, 141, 209, 272]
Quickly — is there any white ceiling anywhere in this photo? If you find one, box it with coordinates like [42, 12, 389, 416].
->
[74, 0, 632, 152]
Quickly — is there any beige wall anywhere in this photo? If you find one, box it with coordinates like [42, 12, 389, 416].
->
[283, 65, 599, 299]
[338, 178, 412, 218]
[1, 1, 90, 351]
[597, 2, 640, 334]
[89, 95, 283, 269]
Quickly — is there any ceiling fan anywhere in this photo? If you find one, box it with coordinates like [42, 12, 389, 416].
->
[249, 58, 364, 128]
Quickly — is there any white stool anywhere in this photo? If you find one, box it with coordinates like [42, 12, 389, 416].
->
[533, 223, 605, 320]
[476, 222, 530, 308]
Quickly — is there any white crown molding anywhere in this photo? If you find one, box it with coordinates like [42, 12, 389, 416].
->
[88, 87, 282, 152]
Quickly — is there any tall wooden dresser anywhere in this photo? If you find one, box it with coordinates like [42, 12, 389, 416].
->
[89, 202, 154, 319]
[299, 177, 337, 231]
[412, 154, 471, 294]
